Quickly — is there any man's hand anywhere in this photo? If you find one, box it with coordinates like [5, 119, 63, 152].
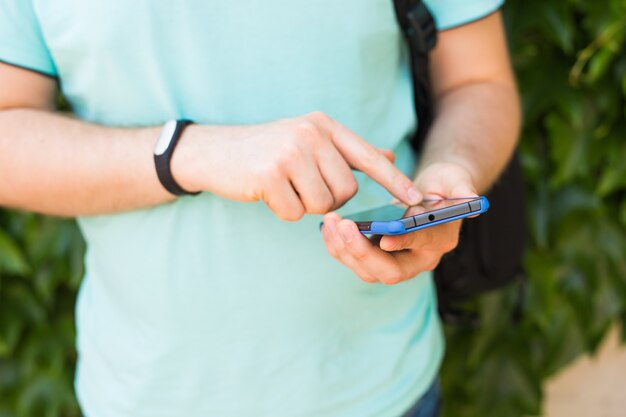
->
[318, 10, 521, 284]
[173, 111, 422, 221]
[321, 162, 477, 284]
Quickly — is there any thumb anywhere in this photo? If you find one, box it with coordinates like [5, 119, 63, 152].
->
[449, 182, 478, 199]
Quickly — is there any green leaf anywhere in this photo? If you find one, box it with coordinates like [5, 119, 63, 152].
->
[622, 73, 626, 118]
[541, 3, 575, 53]
[0, 338, 9, 358]
[597, 145, 626, 196]
[0, 229, 30, 275]
[587, 47, 617, 83]
[620, 200, 626, 227]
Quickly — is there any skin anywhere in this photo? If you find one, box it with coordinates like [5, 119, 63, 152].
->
[0, 11, 519, 285]
[322, 12, 521, 285]
[0, 85, 420, 218]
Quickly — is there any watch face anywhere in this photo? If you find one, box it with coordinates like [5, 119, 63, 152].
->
[154, 120, 178, 155]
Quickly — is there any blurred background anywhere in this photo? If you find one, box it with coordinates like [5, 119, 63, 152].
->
[0, 0, 625, 416]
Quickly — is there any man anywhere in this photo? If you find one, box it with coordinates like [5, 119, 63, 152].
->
[0, 0, 519, 416]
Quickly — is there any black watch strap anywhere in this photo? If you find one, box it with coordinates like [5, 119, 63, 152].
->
[153, 119, 200, 197]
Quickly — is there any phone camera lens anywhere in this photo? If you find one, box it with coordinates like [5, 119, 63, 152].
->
[428, 214, 435, 221]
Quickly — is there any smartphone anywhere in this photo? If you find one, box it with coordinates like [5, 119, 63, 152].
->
[341, 196, 490, 235]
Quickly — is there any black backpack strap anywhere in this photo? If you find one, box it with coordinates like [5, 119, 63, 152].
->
[392, 0, 437, 146]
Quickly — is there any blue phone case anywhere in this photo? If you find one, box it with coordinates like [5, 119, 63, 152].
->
[361, 196, 490, 235]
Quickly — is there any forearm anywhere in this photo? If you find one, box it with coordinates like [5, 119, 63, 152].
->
[0, 108, 420, 220]
[0, 108, 174, 216]
[416, 81, 521, 193]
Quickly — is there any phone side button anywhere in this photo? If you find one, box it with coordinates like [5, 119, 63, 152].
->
[401, 217, 416, 229]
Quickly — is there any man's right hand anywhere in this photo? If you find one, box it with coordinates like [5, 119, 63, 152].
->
[172, 111, 422, 221]
[0, 61, 419, 217]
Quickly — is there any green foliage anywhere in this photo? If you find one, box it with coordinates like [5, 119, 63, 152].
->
[0, 213, 83, 417]
[0, 1, 624, 416]
[441, 1, 626, 416]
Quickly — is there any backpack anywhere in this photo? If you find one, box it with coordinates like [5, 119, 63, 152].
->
[391, 0, 527, 324]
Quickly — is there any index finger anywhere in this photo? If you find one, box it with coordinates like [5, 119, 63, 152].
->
[328, 121, 422, 206]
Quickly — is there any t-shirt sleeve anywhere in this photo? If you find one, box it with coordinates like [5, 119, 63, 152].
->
[0, 0, 57, 76]
[424, 0, 504, 30]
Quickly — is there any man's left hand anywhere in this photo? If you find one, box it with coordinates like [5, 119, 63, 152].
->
[321, 162, 477, 284]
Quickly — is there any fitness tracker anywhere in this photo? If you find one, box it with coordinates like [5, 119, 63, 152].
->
[153, 119, 200, 197]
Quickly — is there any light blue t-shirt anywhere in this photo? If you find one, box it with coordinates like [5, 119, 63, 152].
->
[0, 1, 502, 416]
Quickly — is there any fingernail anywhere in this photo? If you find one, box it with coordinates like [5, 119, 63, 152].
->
[407, 187, 421, 205]
[339, 224, 353, 243]
[325, 219, 336, 234]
